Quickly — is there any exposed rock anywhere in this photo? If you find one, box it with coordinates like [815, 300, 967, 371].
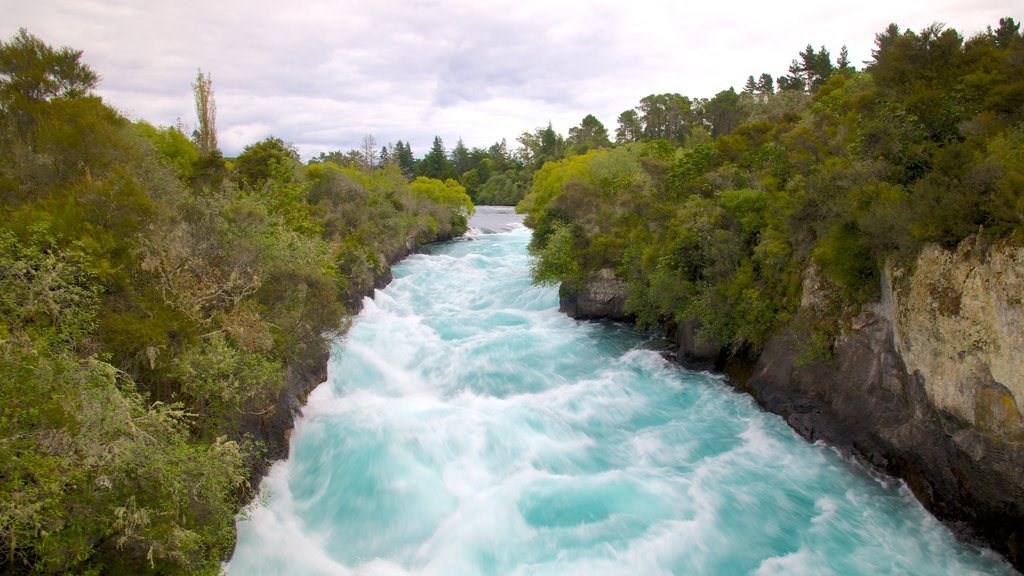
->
[739, 238, 1024, 570]
[676, 319, 722, 369]
[244, 346, 330, 478]
[559, 268, 631, 321]
[891, 238, 1024, 441]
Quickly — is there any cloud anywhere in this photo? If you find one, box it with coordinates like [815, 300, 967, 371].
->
[6, 0, 1021, 159]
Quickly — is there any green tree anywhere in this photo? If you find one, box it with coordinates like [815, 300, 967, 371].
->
[836, 45, 853, 72]
[417, 135, 453, 179]
[393, 140, 416, 178]
[702, 88, 746, 138]
[743, 75, 758, 94]
[450, 137, 471, 175]
[615, 109, 642, 143]
[994, 17, 1021, 48]
[787, 44, 835, 92]
[568, 114, 612, 154]
[0, 28, 98, 107]
[233, 136, 300, 187]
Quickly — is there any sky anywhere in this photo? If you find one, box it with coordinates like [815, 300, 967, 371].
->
[4, 0, 1020, 160]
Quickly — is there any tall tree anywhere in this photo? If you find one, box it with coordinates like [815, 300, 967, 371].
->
[776, 44, 834, 93]
[417, 136, 453, 179]
[742, 75, 759, 94]
[517, 123, 566, 170]
[192, 68, 217, 156]
[637, 93, 694, 144]
[568, 114, 612, 153]
[450, 137, 471, 175]
[615, 109, 642, 143]
[871, 23, 903, 63]
[702, 88, 746, 138]
[395, 140, 416, 178]
[994, 17, 1021, 48]
[360, 134, 378, 169]
[836, 45, 853, 72]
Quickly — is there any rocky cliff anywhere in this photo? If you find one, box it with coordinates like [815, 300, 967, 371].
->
[746, 237, 1024, 569]
[559, 237, 1024, 569]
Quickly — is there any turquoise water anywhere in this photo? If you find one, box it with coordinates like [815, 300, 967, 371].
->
[228, 224, 1012, 575]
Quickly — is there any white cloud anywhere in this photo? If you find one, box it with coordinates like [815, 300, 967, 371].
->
[4, 0, 1019, 159]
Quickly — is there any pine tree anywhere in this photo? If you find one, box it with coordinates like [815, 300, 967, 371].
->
[836, 45, 853, 72]
[417, 136, 452, 179]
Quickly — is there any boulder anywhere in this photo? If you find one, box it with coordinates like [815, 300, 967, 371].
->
[559, 268, 631, 321]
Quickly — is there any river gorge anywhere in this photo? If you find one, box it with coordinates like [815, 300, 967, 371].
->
[228, 207, 1013, 575]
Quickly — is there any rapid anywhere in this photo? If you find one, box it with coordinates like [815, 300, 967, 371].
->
[228, 207, 1012, 575]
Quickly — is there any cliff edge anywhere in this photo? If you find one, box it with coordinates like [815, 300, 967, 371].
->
[560, 237, 1024, 569]
[747, 237, 1024, 568]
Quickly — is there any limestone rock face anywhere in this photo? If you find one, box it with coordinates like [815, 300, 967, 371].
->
[559, 268, 630, 321]
[743, 237, 1024, 569]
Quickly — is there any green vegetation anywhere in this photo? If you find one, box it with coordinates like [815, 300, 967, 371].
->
[521, 18, 1024, 358]
[3, 15, 1023, 574]
[0, 29, 470, 574]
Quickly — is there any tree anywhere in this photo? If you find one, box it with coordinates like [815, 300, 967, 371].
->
[743, 75, 759, 94]
[871, 23, 903, 63]
[0, 28, 98, 108]
[777, 74, 806, 93]
[233, 136, 300, 187]
[994, 17, 1021, 48]
[836, 45, 853, 72]
[537, 123, 565, 165]
[394, 140, 416, 178]
[192, 68, 217, 156]
[360, 134, 378, 169]
[450, 137, 471, 175]
[616, 109, 642, 143]
[757, 73, 775, 96]
[637, 93, 694, 144]
[568, 114, 612, 153]
[517, 123, 566, 170]
[788, 44, 835, 92]
[417, 136, 453, 179]
[702, 88, 746, 138]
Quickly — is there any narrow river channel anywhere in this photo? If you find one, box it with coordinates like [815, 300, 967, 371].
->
[228, 206, 1011, 575]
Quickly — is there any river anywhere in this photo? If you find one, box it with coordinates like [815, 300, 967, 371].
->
[227, 206, 1012, 575]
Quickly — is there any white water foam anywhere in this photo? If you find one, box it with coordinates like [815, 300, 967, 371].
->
[228, 226, 1015, 575]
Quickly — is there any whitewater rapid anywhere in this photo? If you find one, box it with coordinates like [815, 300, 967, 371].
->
[228, 209, 1012, 575]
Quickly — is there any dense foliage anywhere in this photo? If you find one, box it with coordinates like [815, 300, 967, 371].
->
[0, 30, 470, 574]
[3, 15, 1022, 573]
[521, 18, 1024, 358]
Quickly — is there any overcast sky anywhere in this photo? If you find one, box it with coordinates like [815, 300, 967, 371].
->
[5, 0, 1020, 159]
